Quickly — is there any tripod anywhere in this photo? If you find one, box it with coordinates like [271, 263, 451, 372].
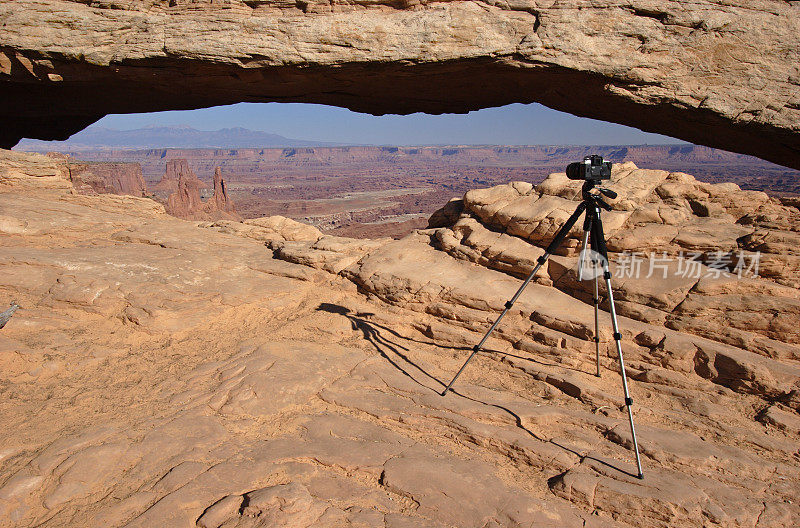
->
[440, 179, 644, 479]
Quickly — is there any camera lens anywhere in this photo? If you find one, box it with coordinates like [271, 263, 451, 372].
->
[566, 162, 583, 180]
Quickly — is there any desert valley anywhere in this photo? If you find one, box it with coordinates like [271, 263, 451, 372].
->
[29, 142, 800, 239]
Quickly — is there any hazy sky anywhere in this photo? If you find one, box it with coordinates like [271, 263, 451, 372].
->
[93, 102, 683, 146]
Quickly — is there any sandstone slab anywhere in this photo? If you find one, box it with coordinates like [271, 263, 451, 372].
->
[2, 150, 800, 528]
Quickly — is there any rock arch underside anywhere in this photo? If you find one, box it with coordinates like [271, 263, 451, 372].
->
[0, 0, 799, 169]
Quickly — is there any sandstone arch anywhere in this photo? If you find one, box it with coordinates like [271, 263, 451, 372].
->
[1, 0, 798, 169]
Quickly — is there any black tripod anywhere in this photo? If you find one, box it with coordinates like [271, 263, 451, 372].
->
[440, 178, 644, 479]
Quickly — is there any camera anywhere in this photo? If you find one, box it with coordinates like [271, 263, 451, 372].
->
[566, 155, 612, 181]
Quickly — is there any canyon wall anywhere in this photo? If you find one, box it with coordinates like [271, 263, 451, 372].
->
[68, 162, 147, 197]
[42, 154, 148, 197]
[73, 144, 800, 197]
[74, 144, 792, 171]
[1, 1, 798, 169]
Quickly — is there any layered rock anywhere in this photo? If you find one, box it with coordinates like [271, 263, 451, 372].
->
[439, 164, 800, 356]
[66, 160, 147, 197]
[203, 216, 392, 273]
[0, 149, 72, 192]
[255, 162, 800, 398]
[162, 160, 242, 221]
[1, 149, 799, 528]
[153, 159, 206, 194]
[208, 167, 238, 217]
[165, 171, 204, 219]
[1, 1, 800, 169]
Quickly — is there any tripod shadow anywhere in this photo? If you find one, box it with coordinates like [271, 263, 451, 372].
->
[317, 303, 449, 391]
[495, 349, 592, 376]
[316, 302, 639, 479]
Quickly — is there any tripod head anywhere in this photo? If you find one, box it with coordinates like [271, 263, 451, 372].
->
[581, 179, 616, 211]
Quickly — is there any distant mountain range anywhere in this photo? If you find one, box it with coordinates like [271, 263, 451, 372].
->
[15, 125, 338, 150]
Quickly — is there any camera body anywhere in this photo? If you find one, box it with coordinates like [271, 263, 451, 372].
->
[566, 155, 612, 181]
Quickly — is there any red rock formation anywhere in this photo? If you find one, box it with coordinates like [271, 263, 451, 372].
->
[74, 145, 800, 198]
[42, 152, 147, 197]
[166, 171, 203, 219]
[154, 159, 206, 194]
[165, 165, 241, 221]
[70, 162, 148, 197]
[205, 167, 239, 219]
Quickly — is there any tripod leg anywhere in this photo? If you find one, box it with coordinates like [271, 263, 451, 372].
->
[577, 228, 591, 281]
[603, 266, 644, 478]
[441, 201, 589, 396]
[589, 207, 643, 479]
[593, 272, 601, 377]
[577, 229, 590, 281]
[580, 227, 602, 377]
[440, 252, 548, 396]
[579, 222, 602, 378]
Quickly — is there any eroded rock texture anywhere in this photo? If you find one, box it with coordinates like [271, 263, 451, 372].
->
[1, 1, 799, 168]
[20, 152, 148, 197]
[2, 149, 798, 528]
[209, 166, 240, 219]
[154, 159, 207, 194]
[161, 160, 242, 221]
[66, 159, 148, 197]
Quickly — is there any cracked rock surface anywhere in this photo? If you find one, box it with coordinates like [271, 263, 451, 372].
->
[1, 149, 799, 527]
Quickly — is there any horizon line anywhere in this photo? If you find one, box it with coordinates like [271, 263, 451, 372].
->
[15, 142, 695, 150]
